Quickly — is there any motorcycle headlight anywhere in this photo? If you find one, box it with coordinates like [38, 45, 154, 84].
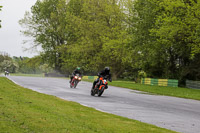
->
[75, 76, 78, 79]
[78, 77, 81, 80]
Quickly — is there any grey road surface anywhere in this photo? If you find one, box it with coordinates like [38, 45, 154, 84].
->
[7, 76, 200, 133]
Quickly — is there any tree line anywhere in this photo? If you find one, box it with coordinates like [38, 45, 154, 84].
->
[0, 52, 52, 74]
[0, 52, 17, 73]
[19, 0, 200, 85]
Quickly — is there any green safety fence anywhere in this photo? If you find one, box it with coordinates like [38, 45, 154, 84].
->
[82, 76, 98, 80]
[141, 78, 178, 87]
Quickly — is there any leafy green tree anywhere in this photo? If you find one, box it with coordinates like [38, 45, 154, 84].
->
[126, 0, 166, 78]
[19, 0, 68, 72]
[127, 0, 200, 83]
[25, 56, 43, 74]
[13, 56, 53, 74]
[0, 60, 18, 73]
[0, 52, 18, 73]
[19, 0, 200, 82]
[39, 64, 53, 73]
[61, 0, 133, 78]
[150, 0, 200, 81]
[0, 52, 11, 63]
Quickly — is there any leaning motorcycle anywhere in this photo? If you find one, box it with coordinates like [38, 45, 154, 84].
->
[70, 74, 82, 88]
[91, 77, 108, 97]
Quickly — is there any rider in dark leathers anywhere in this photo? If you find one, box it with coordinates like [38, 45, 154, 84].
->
[92, 67, 112, 90]
[70, 67, 82, 83]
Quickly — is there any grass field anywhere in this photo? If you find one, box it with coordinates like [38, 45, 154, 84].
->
[0, 77, 175, 133]
[83, 79, 200, 101]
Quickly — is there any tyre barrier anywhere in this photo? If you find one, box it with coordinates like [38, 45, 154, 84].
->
[141, 78, 178, 87]
[82, 76, 98, 80]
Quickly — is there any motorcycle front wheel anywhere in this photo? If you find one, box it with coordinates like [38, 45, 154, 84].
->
[74, 81, 78, 88]
[98, 87, 104, 97]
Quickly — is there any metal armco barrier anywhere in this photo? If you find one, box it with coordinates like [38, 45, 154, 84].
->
[186, 80, 200, 89]
[141, 78, 178, 87]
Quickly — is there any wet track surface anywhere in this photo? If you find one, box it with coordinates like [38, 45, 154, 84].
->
[8, 76, 200, 133]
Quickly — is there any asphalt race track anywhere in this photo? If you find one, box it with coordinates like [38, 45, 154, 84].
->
[8, 76, 200, 133]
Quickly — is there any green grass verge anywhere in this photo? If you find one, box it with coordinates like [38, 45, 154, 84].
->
[83, 79, 200, 101]
[0, 77, 175, 133]
[10, 73, 44, 77]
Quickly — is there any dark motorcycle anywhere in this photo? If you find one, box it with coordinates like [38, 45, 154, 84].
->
[70, 74, 81, 88]
[91, 77, 108, 97]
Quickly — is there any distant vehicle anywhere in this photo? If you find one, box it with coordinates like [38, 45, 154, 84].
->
[4, 71, 9, 76]
[91, 76, 108, 97]
[70, 74, 82, 88]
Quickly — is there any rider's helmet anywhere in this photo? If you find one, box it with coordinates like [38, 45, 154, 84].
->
[76, 67, 81, 71]
[105, 67, 110, 72]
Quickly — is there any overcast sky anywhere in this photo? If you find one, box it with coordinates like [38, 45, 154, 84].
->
[0, 0, 38, 57]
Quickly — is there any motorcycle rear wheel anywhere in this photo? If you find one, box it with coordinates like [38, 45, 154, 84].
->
[74, 81, 78, 88]
[91, 88, 95, 96]
[70, 84, 73, 88]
